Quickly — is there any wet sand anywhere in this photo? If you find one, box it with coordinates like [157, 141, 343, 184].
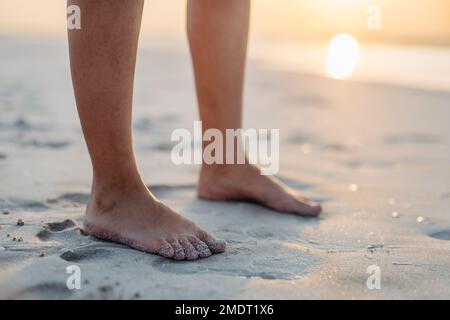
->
[1, 37, 450, 299]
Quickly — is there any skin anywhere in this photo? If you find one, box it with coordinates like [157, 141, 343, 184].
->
[68, 0, 321, 261]
[188, 1, 322, 217]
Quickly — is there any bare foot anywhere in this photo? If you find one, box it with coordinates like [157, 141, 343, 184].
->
[84, 182, 226, 260]
[198, 165, 322, 217]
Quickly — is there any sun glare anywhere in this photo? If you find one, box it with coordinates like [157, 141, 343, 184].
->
[326, 33, 361, 80]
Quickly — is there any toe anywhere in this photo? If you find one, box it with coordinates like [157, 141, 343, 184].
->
[179, 238, 199, 261]
[201, 235, 226, 254]
[157, 240, 174, 258]
[294, 196, 322, 216]
[307, 202, 322, 216]
[188, 236, 212, 258]
[170, 240, 186, 260]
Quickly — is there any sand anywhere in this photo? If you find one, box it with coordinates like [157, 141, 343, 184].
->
[1, 36, 450, 299]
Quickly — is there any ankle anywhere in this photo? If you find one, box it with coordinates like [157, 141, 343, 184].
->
[90, 175, 144, 211]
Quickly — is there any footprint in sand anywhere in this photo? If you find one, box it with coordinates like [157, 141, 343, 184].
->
[15, 200, 50, 211]
[246, 226, 275, 239]
[429, 230, 450, 241]
[46, 219, 77, 232]
[440, 192, 450, 199]
[36, 219, 85, 243]
[53, 186, 195, 206]
[35, 218, 120, 265]
[56, 192, 89, 206]
[60, 247, 114, 262]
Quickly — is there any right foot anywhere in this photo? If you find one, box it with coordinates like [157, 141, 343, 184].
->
[84, 182, 225, 260]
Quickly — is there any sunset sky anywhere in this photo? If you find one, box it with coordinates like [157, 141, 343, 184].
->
[0, 0, 449, 45]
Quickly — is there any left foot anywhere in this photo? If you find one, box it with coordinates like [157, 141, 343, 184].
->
[198, 164, 322, 217]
